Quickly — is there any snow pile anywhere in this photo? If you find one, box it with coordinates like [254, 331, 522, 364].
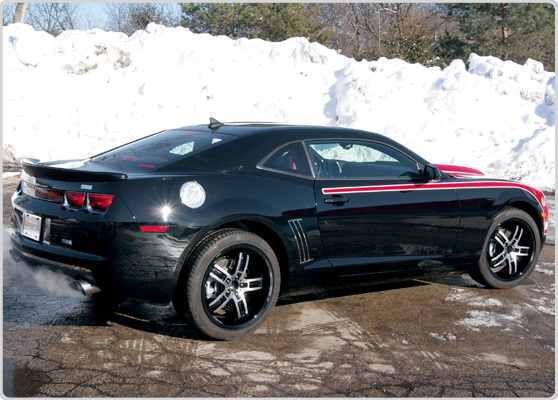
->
[3, 23, 555, 191]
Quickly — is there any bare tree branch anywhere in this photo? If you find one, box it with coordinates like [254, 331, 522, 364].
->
[25, 3, 84, 35]
[104, 3, 179, 36]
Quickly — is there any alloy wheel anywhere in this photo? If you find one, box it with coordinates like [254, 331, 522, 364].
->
[487, 219, 535, 281]
[202, 247, 273, 328]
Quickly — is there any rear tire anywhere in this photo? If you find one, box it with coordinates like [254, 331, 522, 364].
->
[173, 229, 280, 340]
[470, 208, 541, 289]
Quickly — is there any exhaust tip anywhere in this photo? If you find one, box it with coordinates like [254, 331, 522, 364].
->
[76, 279, 101, 296]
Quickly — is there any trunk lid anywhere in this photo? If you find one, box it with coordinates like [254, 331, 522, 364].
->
[21, 158, 128, 182]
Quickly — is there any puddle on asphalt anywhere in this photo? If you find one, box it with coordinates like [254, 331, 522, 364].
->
[3, 357, 50, 397]
[518, 278, 535, 286]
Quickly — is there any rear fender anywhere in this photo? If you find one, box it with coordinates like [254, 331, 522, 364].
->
[171, 214, 295, 296]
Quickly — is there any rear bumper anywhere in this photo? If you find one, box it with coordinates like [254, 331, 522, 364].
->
[9, 225, 191, 305]
[10, 228, 105, 267]
[10, 184, 202, 305]
[10, 229, 101, 279]
[10, 228, 103, 294]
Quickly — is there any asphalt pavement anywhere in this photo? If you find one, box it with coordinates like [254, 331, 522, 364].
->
[2, 178, 555, 397]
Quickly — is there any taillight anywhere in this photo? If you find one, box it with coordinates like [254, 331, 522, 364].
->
[140, 226, 168, 233]
[66, 192, 85, 208]
[23, 181, 64, 203]
[88, 194, 114, 212]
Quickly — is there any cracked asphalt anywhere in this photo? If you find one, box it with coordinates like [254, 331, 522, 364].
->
[2, 176, 555, 397]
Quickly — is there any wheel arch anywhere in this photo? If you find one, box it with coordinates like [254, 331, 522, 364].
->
[217, 219, 291, 294]
[173, 217, 292, 298]
[505, 200, 545, 241]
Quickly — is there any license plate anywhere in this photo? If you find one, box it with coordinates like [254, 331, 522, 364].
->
[22, 212, 42, 241]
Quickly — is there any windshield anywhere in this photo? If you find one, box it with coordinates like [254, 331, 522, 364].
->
[90, 130, 229, 172]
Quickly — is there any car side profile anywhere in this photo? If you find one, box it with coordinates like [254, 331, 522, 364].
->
[10, 120, 548, 339]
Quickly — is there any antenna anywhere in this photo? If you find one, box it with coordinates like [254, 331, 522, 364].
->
[208, 117, 224, 133]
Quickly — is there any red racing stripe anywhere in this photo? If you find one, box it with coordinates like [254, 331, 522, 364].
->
[324, 181, 535, 196]
[322, 181, 548, 233]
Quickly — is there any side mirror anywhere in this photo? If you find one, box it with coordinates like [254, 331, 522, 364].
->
[424, 164, 442, 182]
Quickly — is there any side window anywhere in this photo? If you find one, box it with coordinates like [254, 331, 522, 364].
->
[261, 142, 312, 177]
[306, 140, 421, 179]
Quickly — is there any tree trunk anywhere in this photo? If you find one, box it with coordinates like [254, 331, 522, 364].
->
[500, 3, 509, 40]
[13, 3, 27, 23]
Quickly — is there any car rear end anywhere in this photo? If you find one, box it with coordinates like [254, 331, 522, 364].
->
[10, 159, 137, 295]
[10, 127, 233, 303]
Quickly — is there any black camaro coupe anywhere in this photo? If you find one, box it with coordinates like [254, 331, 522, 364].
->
[10, 119, 549, 339]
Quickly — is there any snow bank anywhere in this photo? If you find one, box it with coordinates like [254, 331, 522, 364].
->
[3, 23, 555, 191]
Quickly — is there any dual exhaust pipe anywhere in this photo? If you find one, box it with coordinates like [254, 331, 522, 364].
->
[75, 279, 100, 296]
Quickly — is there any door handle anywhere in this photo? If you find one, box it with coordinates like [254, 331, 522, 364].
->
[324, 195, 349, 205]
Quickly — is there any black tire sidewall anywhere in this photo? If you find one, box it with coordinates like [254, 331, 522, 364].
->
[178, 229, 280, 340]
[477, 208, 541, 289]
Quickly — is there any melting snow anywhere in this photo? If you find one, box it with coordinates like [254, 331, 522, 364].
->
[429, 332, 457, 341]
[535, 263, 555, 275]
[445, 288, 503, 307]
[3, 23, 555, 191]
[456, 310, 518, 331]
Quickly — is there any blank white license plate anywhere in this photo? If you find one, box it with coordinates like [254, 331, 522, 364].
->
[22, 212, 42, 241]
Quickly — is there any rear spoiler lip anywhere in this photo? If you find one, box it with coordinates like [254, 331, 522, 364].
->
[21, 158, 128, 182]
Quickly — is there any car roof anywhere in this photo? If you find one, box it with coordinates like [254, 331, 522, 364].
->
[178, 122, 389, 141]
[158, 122, 430, 175]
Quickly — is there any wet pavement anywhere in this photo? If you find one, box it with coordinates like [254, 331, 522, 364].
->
[2, 176, 555, 397]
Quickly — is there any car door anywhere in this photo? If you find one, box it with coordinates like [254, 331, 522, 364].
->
[307, 139, 461, 277]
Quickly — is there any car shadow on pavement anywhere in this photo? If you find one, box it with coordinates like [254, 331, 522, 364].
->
[83, 273, 488, 340]
[277, 279, 429, 306]
[3, 231, 492, 342]
[16, 279, 432, 341]
[422, 272, 487, 288]
[4, 256, 492, 343]
[58, 295, 211, 341]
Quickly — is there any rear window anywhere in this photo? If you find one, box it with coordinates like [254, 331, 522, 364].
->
[90, 130, 230, 172]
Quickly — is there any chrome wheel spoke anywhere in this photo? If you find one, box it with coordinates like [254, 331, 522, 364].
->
[211, 292, 235, 315]
[232, 252, 250, 280]
[487, 221, 534, 280]
[494, 229, 510, 248]
[206, 264, 233, 308]
[513, 245, 530, 257]
[230, 291, 249, 320]
[208, 289, 249, 320]
[209, 266, 231, 287]
[508, 254, 518, 275]
[239, 277, 263, 292]
[207, 283, 229, 309]
[490, 247, 507, 264]
[204, 250, 268, 324]
[509, 225, 523, 247]
[490, 256, 507, 273]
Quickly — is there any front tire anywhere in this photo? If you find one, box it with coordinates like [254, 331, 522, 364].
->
[173, 229, 280, 340]
[471, 208, 541, 289]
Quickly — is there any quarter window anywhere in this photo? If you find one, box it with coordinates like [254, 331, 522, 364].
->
[306, 140, 421, 179]
[261, 142, 312, 177]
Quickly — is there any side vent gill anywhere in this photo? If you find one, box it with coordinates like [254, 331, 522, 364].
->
[288, 219, 313, 264]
